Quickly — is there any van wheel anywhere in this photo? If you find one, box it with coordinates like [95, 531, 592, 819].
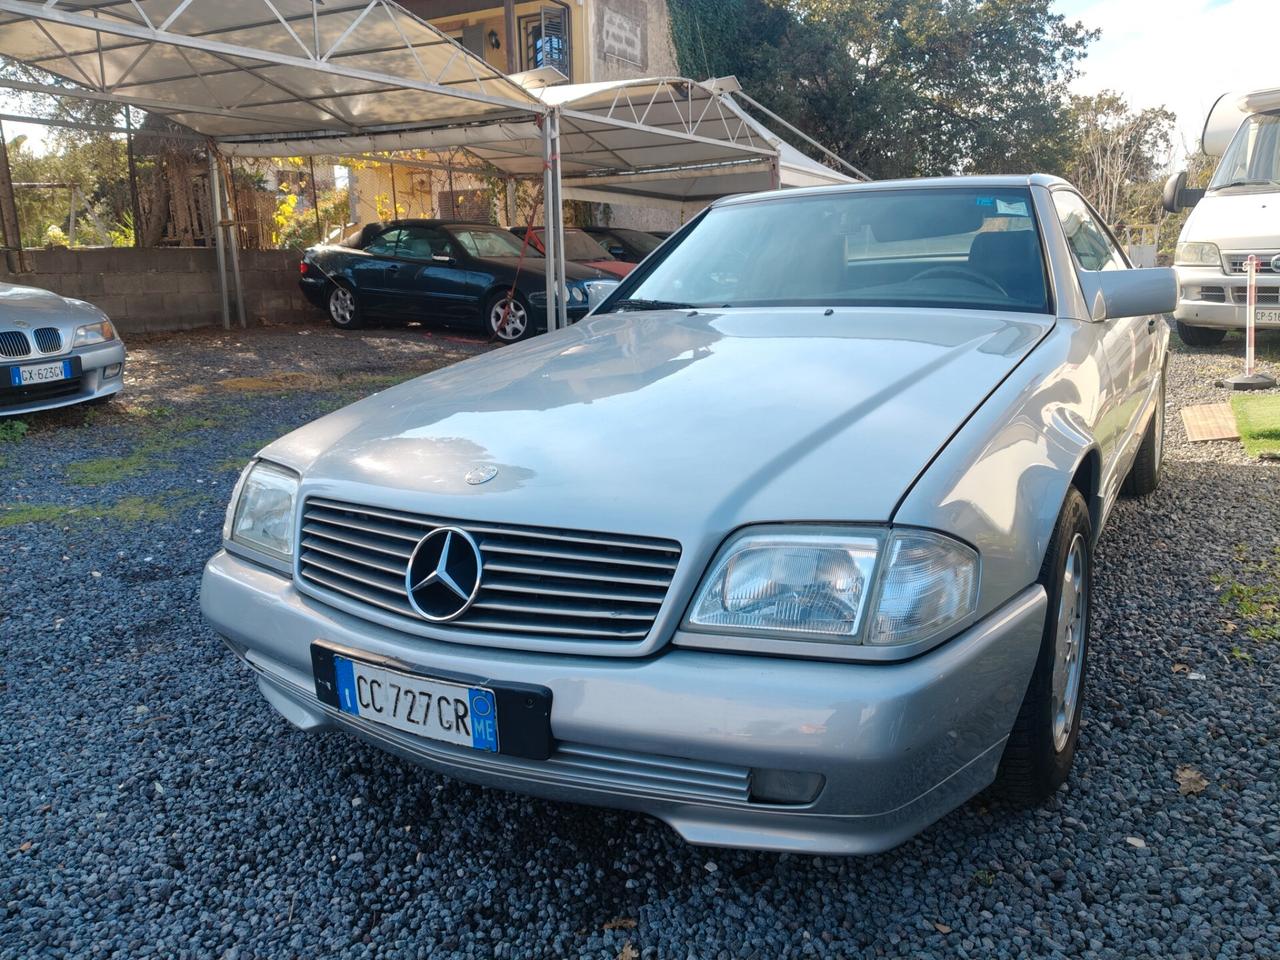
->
[993, 487, 1092, 805]
[327, 283, 362, 329]
[1175, 322, 1226, 347]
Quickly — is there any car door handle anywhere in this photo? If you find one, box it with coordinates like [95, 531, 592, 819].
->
[1147, 317, 1157, 333]
[387, 264, 400, 273]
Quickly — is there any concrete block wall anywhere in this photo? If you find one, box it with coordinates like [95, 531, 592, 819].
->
[0, 247, 317, 335]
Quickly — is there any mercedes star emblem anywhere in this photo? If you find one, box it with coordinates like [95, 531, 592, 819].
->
[1271, 254, 1280, 274]
[405, 526, 482, 622]
[464, 463, 499, 485]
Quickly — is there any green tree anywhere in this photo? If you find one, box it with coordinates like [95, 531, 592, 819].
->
[1066, 91, 1175, 225]
[668, 0, 1095, 180]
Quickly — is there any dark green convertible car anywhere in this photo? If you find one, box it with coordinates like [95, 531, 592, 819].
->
[299, 219, 618, 341]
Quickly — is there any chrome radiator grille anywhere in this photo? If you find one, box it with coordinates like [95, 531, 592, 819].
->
[1227, 253, 1278, 274]
[298, 497, 681, 642]
[33, 327, 62, 353]
[0, 331, 30, 358]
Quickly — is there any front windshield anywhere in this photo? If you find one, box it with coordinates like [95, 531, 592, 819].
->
[612, 228, 660, 255]
[606, 186, 1050, 314]
[558, 229, 615, 260]
[1209, 112, 1280, 189]
[449, 226, 540, 258]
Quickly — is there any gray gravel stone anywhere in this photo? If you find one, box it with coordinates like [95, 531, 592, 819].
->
[1, 321, 1277, 959]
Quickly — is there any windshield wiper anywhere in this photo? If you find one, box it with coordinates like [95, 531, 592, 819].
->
[1210, 178, 1280, 190]
[608, 298, 697, 311]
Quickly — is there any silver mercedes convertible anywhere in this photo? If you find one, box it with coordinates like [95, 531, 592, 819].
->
[202, 175, 1174, 854]
[0, 282, 125, 415]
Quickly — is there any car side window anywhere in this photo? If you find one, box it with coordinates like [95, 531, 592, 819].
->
[363, 228, 406, 257]
[1052, 191, 1126, 272]
[395, 227, 455, 261]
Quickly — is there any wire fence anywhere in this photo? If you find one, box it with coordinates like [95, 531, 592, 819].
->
[1, 114, 551, 255]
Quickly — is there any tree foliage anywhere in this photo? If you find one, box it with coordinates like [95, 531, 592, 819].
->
[1065, 91, 1175, 225]
[668, 0, 1096, 180]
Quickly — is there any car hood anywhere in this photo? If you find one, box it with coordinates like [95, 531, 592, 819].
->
[1180, 190, 1280, 249]
[266, 308, 1051, 540]
[0, 282, 106, 334]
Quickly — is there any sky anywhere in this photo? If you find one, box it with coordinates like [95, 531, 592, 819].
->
[0, 0, 1272, 163]
[1057, 0, 1274, 160]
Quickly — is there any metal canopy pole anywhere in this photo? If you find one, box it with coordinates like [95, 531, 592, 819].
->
[541, 113, 557, 331]
[208, 147, 230, 330]
[550, 108, 568, 332]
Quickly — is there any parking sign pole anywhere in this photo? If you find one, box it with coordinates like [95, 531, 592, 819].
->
[1225, 254, 1276, 390]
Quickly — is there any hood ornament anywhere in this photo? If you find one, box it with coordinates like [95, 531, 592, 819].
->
[464, 464, 498, 485]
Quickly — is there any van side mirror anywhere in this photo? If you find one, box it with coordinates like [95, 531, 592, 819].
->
[1079, 267, 1177, 321]
[1162, 171, 1204, 213]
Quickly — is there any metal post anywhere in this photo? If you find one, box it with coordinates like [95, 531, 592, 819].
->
[388, 161, 398, 218]
[218, 155, 247, 329]
[308, 156, 322, 241]
[0, 119, 26, 271]
[208, 147, 230, 330]
[125, 108, 142, 248]
[504, 0, 517, 74]
[541, 114, 556, 331]
[68, 184, 77, 246]
[550, 108, 568, 332]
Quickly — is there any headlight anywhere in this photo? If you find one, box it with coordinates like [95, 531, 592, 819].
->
[583, 279, 619, 310]
[225, 461, 298, 563]
[73, 319, 116, 347]
[684, 527, 978, 649]
[568, 284, 587, 304]
[1175, 242, 1221, 267]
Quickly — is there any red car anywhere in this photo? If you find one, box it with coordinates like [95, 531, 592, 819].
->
[510, 226, 634, 279]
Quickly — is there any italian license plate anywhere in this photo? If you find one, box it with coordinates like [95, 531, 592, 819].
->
[328, 655, 500, 752]
[1257, 309, 1280, 324]
[8, 359, 72, 387]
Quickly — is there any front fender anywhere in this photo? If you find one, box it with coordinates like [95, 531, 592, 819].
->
[893, 321, 1107, 621]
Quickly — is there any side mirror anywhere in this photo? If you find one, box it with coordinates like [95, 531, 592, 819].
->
[1079, 267, 1177, 321]
[1162, 171, 1204, 213]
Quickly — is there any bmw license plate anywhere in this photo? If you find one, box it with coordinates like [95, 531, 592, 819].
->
[328, 655, 499, 752]
[8, 359, 72, 387]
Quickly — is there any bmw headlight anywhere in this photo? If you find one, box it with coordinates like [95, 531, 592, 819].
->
[224, 461, 298, 565]
[683, 527, 978, 651]
[73, 319, 117, 347]
[1174, 242, 1221, 267]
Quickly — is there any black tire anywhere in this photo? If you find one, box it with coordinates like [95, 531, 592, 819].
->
[993, 486, 1092, 805]
[326, 282, 362, 329]
[1121, 374, 1165, 497]
[1175, 321, 1226, 347]
[484, 290, 533, 343]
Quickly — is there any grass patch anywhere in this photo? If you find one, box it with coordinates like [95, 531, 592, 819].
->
[0, 494, 191, 528]
[1212, 546, 1280, 643]
[0, 419, 29, 443]
[218, 372, 321, 393]
[1231, 392, 1280, 458]
[65, 408, 223, 486]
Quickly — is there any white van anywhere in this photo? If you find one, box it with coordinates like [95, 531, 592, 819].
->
[1163, 86, 1280, 346]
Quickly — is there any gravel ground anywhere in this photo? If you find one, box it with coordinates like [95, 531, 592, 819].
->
[2, 319, 1278, 960]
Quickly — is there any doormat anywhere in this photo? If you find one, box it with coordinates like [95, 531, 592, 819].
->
[1181, 402, 1240, 442]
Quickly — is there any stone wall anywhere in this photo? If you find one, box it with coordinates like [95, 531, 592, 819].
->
[0, 247, 316, 334]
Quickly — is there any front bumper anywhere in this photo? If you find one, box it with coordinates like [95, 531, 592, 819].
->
[0, 339, 126, 416]
[1173, 266, 1280, 328]
[201, 550, 1046, 854]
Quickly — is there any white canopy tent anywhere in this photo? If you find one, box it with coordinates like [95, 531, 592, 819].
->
[0, 0, 856, 331]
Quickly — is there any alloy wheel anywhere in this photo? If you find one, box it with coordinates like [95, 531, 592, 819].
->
[490, 297, 528, 341]
[1051, 533, 1088, 753]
